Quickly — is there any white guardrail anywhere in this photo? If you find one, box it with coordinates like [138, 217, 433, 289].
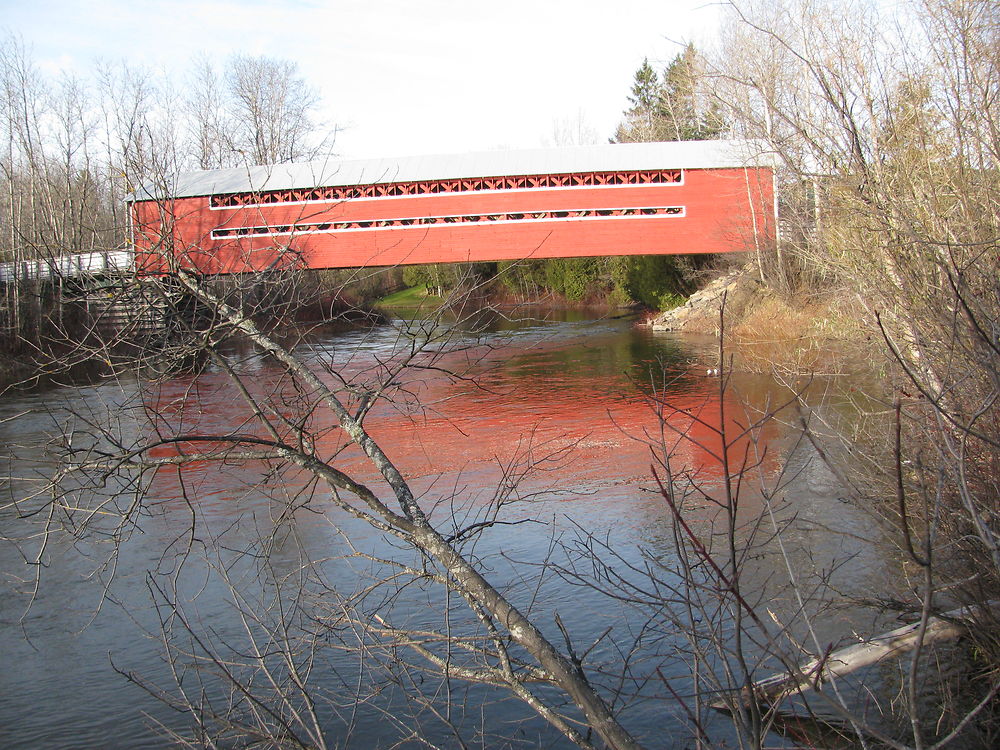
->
[0, 250, 133, 283]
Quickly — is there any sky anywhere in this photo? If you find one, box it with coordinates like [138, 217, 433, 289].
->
[1, 0, 724, 160]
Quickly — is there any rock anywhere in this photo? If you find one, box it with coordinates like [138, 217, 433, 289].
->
[647, 265, 760, 334]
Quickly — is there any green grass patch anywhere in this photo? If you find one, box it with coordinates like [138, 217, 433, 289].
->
[376, 284, 443, 308]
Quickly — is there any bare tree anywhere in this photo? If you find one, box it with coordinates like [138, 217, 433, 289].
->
[548, 108, 601, 147]
[184, 55, 231, 170]
[225, 54, 333, 166]
[695, 1, 1000, 744]
[0, 44, 340, 377]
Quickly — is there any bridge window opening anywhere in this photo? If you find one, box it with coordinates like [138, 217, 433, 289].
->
[209, 169, 684, 209]
[209, 205, 686, 239]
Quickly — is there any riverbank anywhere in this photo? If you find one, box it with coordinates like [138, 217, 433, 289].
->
[644, 264, 874, 375]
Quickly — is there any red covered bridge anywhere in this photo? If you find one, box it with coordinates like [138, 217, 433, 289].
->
[129, 140, 776, 275]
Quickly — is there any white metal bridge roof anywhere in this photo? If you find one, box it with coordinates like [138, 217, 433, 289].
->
[131, 139, 777, 201]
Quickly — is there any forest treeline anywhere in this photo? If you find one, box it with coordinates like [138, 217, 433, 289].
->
[0, 45, 334, 355]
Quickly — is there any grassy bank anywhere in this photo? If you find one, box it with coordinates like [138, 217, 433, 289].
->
[727, 290, 874, 375]
[375, 284, 443, 310]
[648, 265, 877, 376]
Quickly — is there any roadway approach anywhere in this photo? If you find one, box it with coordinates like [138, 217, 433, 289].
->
[129, 139, 777, 276]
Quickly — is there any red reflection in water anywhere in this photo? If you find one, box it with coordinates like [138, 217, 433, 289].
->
[363, 383, 776, 493]
[143, 345, 780, 512]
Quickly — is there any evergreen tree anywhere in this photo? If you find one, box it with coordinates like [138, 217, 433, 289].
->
[614, 58, 662, 143]
[660, 44, 725, 141]
[614, 45, 725, 143]
[614, 58, 664, 143]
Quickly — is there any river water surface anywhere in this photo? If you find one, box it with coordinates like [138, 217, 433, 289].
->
[0, 307, 892, 748]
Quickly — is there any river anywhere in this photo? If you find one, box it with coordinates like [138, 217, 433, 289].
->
[0, 306, 893, 748]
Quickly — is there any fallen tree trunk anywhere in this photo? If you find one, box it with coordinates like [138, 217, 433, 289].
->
[712, 602, 997, 710]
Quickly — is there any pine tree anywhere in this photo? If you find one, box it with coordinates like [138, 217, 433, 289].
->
[614, 58, 665, 143]
[613, 45, 725, 143]
[660, 44, 725, 141]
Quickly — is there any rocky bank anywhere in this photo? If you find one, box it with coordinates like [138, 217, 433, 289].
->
[645, 265, 761, 335]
